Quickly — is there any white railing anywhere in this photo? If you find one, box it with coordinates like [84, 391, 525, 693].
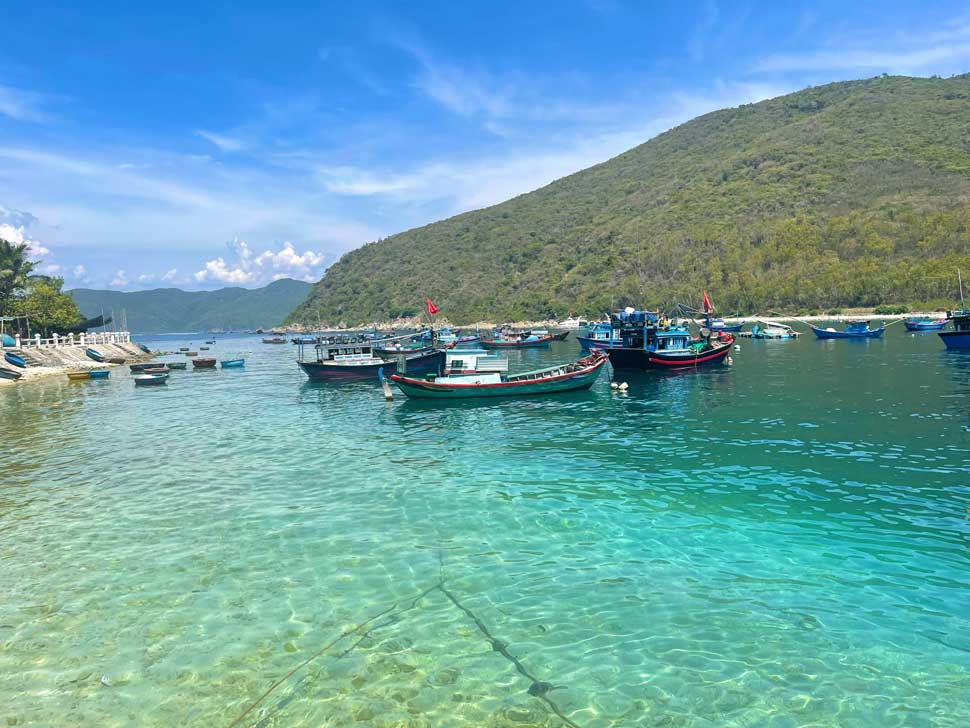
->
[15, 331, 132, 349]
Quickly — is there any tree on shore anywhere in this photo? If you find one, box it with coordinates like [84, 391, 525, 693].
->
[0, 238, 37, 316]
[0, 238, 82, 334]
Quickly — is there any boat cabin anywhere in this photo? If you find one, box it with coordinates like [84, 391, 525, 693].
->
[436, 349, 509, 384]
[307, 342, 381, 364]
[609, 309, 697, 352]
[947, 310, 970, 332]
[844, 320, 872, 333]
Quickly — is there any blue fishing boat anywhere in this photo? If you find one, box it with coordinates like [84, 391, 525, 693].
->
[939, 309, 970, 350]
[607, 308, 735, 371]
[904, 316, 947, 331]
[298, 340, 440, 381]
[220, 358, 245, 368]
[707, 317, 744, 333]
[481, 332, 554, 348]
[576, 321, 622, 350]
[390, 348, 607, 399]
[4, 352, 26, 368]
[89, 369, 110, 379]
[134, 373, 168, 386]
[810, 320, 886, 339]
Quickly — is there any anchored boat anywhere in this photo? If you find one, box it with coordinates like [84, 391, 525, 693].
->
[481, 331, 554, 348]
[606, 309, 734, 371]
[67, 371, 91, 381]
[577, 321, 622, 350]
[220, 358, 245, 368]
[904, 316, 947, 331]
[134, 373, 168, 386]
[749, 320, 798, 339]
[192, 358, 217, 369]
[939, 309, 970, 350]
[390, 348, 607, 399]
[810, 320, 886, 339]
[298, 340, 440, 381]
[89, 370, 110, 379]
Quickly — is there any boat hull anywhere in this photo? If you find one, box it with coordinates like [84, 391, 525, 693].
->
[711, 323, 744, 333]
[134, 374, 168, 386]
[67, 372, 91, 381]
[89, 370, 110, 379]
[299, 350, 441, 382]
[220, 359, 245, 368]
[608, 339, 734, 370]
[390, 354, 607, 399]
[192, 358, 217, 368]
[85, 348, 105, 362]
[810, 326, 885, 339]
[939, 331, 970, 350]
[577, 336, 621, 351]
[4, 352, 26, 368]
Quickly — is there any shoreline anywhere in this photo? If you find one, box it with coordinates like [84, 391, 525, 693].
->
[0, 342, 152, 387]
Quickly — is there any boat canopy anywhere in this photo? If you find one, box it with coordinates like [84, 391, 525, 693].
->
[443, 349, 508, 373]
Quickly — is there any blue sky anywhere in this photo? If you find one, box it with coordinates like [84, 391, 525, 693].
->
[1, 1, 969, 290]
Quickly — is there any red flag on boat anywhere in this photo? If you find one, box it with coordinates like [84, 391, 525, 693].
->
[702, 291, 713, 314]
[426, 298, 439, 315]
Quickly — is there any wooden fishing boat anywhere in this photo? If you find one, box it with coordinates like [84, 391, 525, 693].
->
[577, 322, 622, 350]
[192, 358, 217, 368]
[200, 346, 210, 351]
[0, 366, 22, 380]
[4, 352, 27, 368]
[184, 351, 198, 356]
[89, 369, 110, 379]
[373, 344, 435, 358]
[142, 366, 170, 374]
[85, 348, 105, 362]
[390, 349, 608, 399]
[904, 316, 947, 331]
[166, 362, 187, 370]
[939, 309, 970, 350]
[67, 371, 91, 381]
[606, 308, 735, 371]
[749, 320, 798, 339]
[480, 333, 554, 349]
[810, 320, 886, 339]
[298, 341, 440, 382]
[708, 318, 744, 333]
[220, 358, 245, 368]
[205, 340, 216, 344]
[551, 330, 570, 341]
[107, 356, 126, 364]
[262, 337, 287, 344]
[179, 347, 190, 352]
[129, 362, 164, 372]
[134, 373, 168, 386]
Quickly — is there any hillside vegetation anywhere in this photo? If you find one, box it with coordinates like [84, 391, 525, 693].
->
[71, 278, 312, 333]
[289, 75, 970, 325]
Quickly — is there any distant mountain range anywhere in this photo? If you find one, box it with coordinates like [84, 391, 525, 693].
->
[289, 74, 970, 325]
[70, 278, 313, 333]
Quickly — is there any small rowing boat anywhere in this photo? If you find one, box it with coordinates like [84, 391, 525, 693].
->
[810, 320, 886, 339]
[130, 362, 164, 372]
[134, 373, 168, 386]
[167, 362, 187, 370]
[85, 348, 105, 362]
[4, 352, 26, 368]
[192, 358, 217, 369]
[89, 370, 110, 379]
[0, 366, 22, 380]
[904, 316, 947, 331]
[67, 371, 91, 381]
[220, 358, 245, 368]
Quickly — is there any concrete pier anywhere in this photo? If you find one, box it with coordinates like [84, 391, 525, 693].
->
[1, 342, 151, 386]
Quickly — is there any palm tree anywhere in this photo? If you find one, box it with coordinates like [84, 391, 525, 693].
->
[0, 238, 38, 316]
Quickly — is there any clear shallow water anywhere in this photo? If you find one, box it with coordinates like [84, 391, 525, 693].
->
[1, 329, 969, 727]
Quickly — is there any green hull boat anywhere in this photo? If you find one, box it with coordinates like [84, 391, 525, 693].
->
[390, 350, 607, 399]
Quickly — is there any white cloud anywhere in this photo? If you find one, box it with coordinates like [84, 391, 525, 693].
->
[196, 130, 246, 152]
[137, 273, 156, 283]
[73, 264, 87, 278]
[0, 84, 47, 123]
[0, 206, 51, 258]
[193, 238, 326, 286]
[161, 268, 178, 282]
[111, 269, 128, 287]
[42, 263, 61, 275]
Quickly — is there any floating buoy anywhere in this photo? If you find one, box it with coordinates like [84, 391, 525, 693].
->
[618, 382, 628, 390]
[734, 344, 741, 350]
[610, 382, 619, 389]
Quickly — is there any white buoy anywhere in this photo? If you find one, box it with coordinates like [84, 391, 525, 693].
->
[734, 344, 740, 350]
[618, 382, 629, 390]
[610, 382, 619, 389]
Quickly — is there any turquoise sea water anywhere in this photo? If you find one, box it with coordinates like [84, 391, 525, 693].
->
[1, 329, 969, 727]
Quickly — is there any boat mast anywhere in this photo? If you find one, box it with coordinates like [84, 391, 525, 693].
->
[959, 269, 967, 311]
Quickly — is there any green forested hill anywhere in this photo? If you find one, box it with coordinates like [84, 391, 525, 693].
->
[289, 75, 970, 325]
[70, 279, 312, 333]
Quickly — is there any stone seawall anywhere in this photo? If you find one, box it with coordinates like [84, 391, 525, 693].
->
[1, 343, 152, 386]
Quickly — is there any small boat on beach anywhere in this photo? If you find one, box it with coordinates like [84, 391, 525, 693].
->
[67, 371, 91, 381]
[0, 366, 22, 380]
[107, 356, 126, 364]
[85, 348, 105, 362]
[4, 352, 26, 368]
[89, 370, 110, 379]
[134, 373, 168, 386]
[810, 320, 886, 339]
[904, 316, 947, 331]
[607, 308, 735, 371]
[220, 358, 245, 368]
[298, 341, 440, 381]
[192, 358, 217, 369]
[390, 348, 608, 399]
[136, 343, 152, 354]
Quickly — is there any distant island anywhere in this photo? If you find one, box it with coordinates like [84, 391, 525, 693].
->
[287, 74, 970, 326]
[70, 278, 312, 334]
